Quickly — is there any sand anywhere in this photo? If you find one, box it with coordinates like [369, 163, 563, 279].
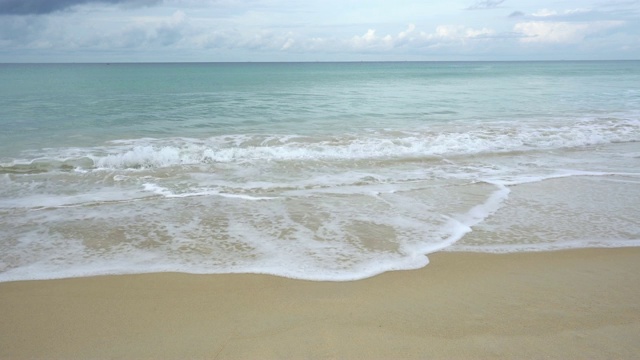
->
[1, 248, 639, 359]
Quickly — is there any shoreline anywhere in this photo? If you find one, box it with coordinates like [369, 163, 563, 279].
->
[1, 248, 640, 359]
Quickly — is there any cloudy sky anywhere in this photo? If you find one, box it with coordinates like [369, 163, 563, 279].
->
[0, 0, 638, 62]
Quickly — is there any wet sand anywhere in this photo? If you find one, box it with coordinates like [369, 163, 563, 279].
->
[1, 248, 639, 359]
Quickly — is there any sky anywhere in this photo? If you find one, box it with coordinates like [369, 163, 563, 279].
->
[0, 0, 639, 62]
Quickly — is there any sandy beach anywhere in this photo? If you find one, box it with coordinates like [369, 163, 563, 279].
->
[1, 248, 639, 359]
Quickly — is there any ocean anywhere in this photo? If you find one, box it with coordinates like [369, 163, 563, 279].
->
[1, 61, 639, 282]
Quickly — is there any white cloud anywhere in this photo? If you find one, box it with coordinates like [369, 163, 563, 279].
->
[532, 9, 557, 17]
[348, 28, 394, 50]
[564, 8, 590, 15]
[1, 0, 638, 61]
[280, 37, 294, 50]
[397, 23, 416, 41]
[532, 8, 592, 18]
[433, 25, 494, 40]
[514, 21, 624, 43]
[467, 0, 506, 10]
[345, 24, 494, 52]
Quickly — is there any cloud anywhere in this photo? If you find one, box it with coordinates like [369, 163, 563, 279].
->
[2, 1, 638, 61]
[527, 7, 625, 22]
[345, 24, 495, 52]
[514, 20, 624, 43]
[532, 9, 558, 17]
[0, 14, 46, 45]
[433, 25, 494, 39]
[0, 0, 161, 15]
[350, 29, 388, 49]
[467, 0, 506, 10]
[73, 9, 189, 50]
[598, 0, 640, 8]
[280, 37, 294, 50]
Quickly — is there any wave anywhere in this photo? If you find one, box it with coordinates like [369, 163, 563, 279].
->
[0, 158, 94, 174]
[2, 117, 638, 172]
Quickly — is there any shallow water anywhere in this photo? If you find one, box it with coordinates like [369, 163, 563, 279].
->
[1, 61, 639, 281]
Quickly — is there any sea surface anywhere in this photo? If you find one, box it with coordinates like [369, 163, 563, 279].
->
[1, 61, 639, 282]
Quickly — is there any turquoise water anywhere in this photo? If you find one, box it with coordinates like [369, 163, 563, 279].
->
[1, 61, 639, 281]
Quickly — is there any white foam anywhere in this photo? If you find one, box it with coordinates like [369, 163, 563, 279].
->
[2, 118, 640, 283]
[142, 183, 176, 197]
[458, 183, 510, 224]
[492, 169, 640, 187]
[448, 239, 640, 253]
[216, 193, 278, 201]
[3, 116, 635, 173]
[0, 190, 150, 210]
[141, 182, 277, 200]
[0, 177, 511, 282]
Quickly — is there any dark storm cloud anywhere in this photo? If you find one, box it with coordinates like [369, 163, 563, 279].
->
[0, 0, 161, 15]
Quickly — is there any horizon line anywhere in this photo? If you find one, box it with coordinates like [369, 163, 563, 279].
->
[1, 59, 638, 65]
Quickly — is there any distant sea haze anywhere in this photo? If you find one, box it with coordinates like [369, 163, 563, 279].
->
[1, 61, 639, 282]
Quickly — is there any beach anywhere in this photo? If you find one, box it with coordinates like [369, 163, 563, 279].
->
[2, 247, 639, 359]
[1, 61, 640, 359]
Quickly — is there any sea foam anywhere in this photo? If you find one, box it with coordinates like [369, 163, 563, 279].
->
[1, 116, 635, 174]
[2, 61, 640, 283]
